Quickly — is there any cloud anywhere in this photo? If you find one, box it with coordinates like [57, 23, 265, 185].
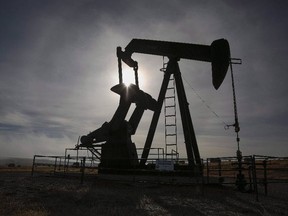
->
[0, 132, 73, 158]
[0, 0, 288, 160]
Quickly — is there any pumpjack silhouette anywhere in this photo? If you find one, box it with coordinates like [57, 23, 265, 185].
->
[79, 38, 231, 175]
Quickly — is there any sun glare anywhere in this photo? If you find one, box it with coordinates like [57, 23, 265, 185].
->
[120, 67, 147, 89]
[122, 69, 136, 86]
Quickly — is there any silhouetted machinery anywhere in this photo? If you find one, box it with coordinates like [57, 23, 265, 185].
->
[80, 38, 231, 175]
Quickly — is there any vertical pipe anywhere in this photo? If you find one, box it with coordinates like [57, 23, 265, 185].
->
[134, 64, 139, 87]
[117, 47, 123, 84]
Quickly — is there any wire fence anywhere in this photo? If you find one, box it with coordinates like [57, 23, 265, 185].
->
[31, 150, 288, 200]
[205, 155, 288, 200]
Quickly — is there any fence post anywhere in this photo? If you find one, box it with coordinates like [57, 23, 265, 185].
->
[252, 155, 259, 201]
[64, 154, 71, 173]
[263, 160, 268, 196]
[58, 158, 62, 171]
[53, 157, 58, 175]
[218, 159, 222, 179]
[81, 157, 86, 184]
[64, 149, 67, 172]
[248, 163, 253, 192]
[31, 155, 36, 177]
[206, 158, 209, 184]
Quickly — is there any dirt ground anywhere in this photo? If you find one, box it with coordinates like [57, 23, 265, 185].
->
[0, 172, 287, 216]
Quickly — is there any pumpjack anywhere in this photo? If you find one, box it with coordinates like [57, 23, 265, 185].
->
[79, 38, 231, 175]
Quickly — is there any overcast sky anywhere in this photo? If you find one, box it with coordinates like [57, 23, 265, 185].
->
[1, 0, 288, 159]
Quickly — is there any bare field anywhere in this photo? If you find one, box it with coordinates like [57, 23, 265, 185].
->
[0, 169, 288, 216]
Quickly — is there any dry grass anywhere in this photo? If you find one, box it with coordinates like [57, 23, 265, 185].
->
[0, 166, 32, 173]
[0, 171, 288, 216]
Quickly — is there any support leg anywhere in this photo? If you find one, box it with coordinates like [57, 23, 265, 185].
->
[140, 64, 172, 166]
[173, 60, 201, 167]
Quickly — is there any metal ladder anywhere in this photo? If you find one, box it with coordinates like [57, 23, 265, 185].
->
[162, 58, 178, 161]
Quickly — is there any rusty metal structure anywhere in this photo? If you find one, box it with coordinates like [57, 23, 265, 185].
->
[78, 38, 231, 175]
